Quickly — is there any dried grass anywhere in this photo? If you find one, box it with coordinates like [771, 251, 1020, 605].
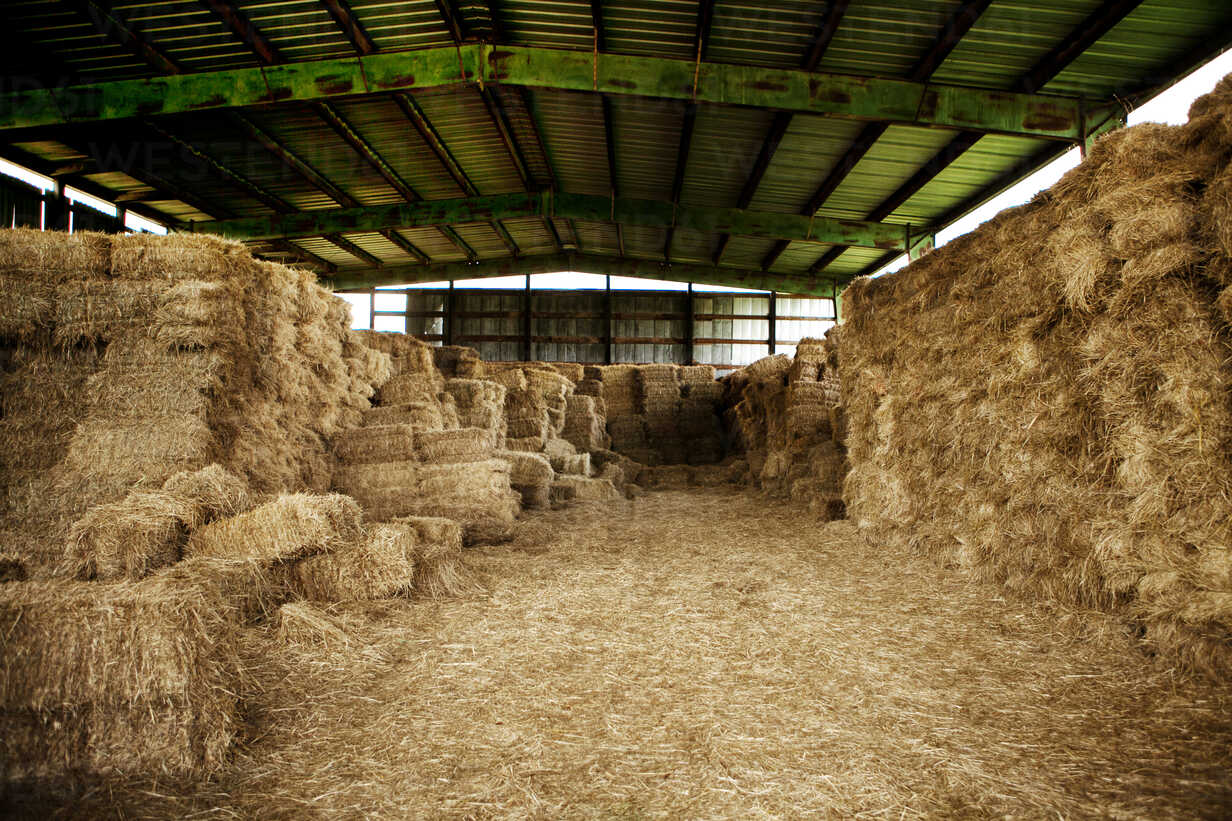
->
[414, 428, 497, 464]
[186, 493, 363, 562]
[51, 489, 1232, 819]
[287, 524, 415, 601]
[0, 570, 242, 780]
[333, 424, 417, 464]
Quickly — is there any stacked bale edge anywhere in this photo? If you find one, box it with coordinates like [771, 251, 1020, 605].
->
[721, 335, 847, 518]
[840, 77, 1232, 678]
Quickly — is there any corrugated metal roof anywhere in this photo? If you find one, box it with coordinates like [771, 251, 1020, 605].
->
[2, 0, 1229, 291]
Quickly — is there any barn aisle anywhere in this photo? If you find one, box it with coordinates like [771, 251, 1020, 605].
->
[43, 489, 1232, 819]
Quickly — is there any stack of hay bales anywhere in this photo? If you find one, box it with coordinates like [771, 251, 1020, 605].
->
[445, 378, 508, 448]
[726, 338, 847, 518]
[637, 364, 685, 464]
[562, 394, 610, 452]
[433, 344, 485, 378]
[840, 77, 1232, 677]
[500, 450, 554, 509]
[569, 363, 725, 467]
[332, 419, 518, 543]
[678, 364, 724, 464]
[0, 231, 388, 578]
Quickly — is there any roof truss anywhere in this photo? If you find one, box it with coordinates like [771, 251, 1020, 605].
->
[0, 44, 1105, 141]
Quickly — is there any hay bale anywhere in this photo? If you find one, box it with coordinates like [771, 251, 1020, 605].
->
[562, 394, 609, 452]
[840, 87, 1232, 677]
[334, 424, 417, 464]
[433, 345, 483, 378]
[507, 415, 550, 440]
[550, 476, 621, 504]
[362, 402, 445, 430]
[186, 493, 363, 562]
[391, 516, 465, 598]
[62, 414, 214, 486]
[499, 450, 554, 486]
[0, 573, 241, 779]
[68, 490, 194, 581]
[287, 524, 415, 601]
[378, 373, 442, 406]
[414, 428, 496, 464]
[486, 368, 528, 391]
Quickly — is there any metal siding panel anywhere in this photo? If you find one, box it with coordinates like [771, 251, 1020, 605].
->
[496, 0, 594, 50]
[341, 0, 455, 51]
[747, 116, 866, 213]
[611, 96, 685, 201]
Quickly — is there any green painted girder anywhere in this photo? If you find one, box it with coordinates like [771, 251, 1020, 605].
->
[324, 252, 841, 296]
[0, 44, 1104, 141]
[193, 191, 909, 250]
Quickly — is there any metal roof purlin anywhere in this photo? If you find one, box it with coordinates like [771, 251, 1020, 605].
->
[715, 0, 851, 266]
[592, 0, 624, 259]
[820, 0, 1148, 278]
[0, 47, 1098, 140]
[320, 0, 378, 56]
[200, 0, 284, 66]
[471, 0, 566, 255]
[762, 0, 993, 272]
[665, 0, 716, 262]
[391, 91, 521, 256]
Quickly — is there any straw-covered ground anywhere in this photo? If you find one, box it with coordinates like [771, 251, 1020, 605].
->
[13, 489, 1232, 819]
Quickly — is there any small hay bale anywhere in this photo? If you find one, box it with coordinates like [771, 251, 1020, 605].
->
[110, 231, 256, 281]
[67, 490, 194, 581]
[0, 573, 242, 779]
[486, 368, 528, 391]
[287, 524, 415, 601]
[160, 463, 251, 524]
[186, 493, 363, 562]
[554, 453, 591, 477]
[414, 427, 497, 464]
[550, 476, 621, 504]
[507, 415, 549, 440]
[504, 436, 546, 452]
[378, 373, 441, 405]
[499, 450, 554, 485]
[391, 516, 466, 598]
[334, 424, 417, 464]
[363, 402, 444, 430]
[333, 460, 420, 494]
[158, 555, 291, 624]
[62, 414, 214, 486]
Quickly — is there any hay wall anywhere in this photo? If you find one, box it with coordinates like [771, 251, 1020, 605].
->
[840, 78, 1232, 677]
[0, 230, 389, 576]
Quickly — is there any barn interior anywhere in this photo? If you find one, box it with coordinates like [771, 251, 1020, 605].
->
[2, 1, 1232, 817]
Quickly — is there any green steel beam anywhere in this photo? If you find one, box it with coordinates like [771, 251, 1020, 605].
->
[193, 191, 909, 250]
[0, 44, 1099, 140]
[324, 252, 839, 296]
